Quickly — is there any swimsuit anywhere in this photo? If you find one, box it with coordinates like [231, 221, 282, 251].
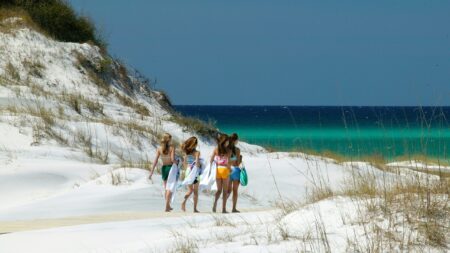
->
[229, 153, 240, 181]
[161, 164, 172, 181]
[215, 155, 230, 179]
[230, 166, 241, 181]
[160, 150, 172, 181]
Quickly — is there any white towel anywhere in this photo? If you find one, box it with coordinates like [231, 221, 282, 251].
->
[166, 163, 180, 193]
[181, 163, 199, 186]
[199, 161, 218, 192]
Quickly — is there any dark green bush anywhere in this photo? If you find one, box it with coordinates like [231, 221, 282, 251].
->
[0, 0, 105, 48]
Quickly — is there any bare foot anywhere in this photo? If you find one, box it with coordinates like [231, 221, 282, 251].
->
[222, 210, 228, 214]
[232, 209, 240, 213]
[165, 208, 171, 212]
[181, 202, 186, 212]
[212, 206, 217, 213]
[194, 209, 200, 213]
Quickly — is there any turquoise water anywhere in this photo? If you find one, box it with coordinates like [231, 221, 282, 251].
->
[175, 106, 450, 160]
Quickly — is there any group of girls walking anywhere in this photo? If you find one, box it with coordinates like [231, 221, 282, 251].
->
[149, 132, 243, 213]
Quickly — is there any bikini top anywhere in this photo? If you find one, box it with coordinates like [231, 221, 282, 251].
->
[215, 155, 228, 166]
[186, 154, 196, 165]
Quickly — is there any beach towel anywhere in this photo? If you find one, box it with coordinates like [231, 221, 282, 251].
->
[180, 158, 206, 186]
[166, 159, 181, 203]
[181, 163, 199, 186]
[199, 161, 218, 191]
[166, 163, 180, 193]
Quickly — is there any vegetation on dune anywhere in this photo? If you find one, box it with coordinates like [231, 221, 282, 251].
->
[171, 113, 218, 138]
[0, 0, 105, 48]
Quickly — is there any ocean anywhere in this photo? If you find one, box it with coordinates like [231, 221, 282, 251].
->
[174, 106, 450, 160]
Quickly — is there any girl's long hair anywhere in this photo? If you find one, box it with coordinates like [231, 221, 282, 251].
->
[229, 133, 239, 156]
[217, 134, 229, 156]
[181, 136, 198, 155]
[160, 133, 172, 155]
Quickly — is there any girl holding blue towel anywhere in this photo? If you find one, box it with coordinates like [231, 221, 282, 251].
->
[181, 137, 201, 213]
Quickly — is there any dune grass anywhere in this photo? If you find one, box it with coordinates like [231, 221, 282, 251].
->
[0, 0, 105, 48]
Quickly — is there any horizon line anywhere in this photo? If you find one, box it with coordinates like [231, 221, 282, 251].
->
[173, 104, 450, 107]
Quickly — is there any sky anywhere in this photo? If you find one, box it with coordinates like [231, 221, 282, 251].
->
[69, 0, 450, 106]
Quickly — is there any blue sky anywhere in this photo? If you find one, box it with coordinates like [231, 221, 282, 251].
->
[69, 0, 450, 106]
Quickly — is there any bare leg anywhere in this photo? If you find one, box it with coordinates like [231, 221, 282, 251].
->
[213, 179, 223, 213]
[165, 190, 172, 212]
[225, 179, 232, 202]
[222, 178, 229, 213]
[182, 185, 193, 212]
[163, 181, 167, 199]
[163, 180, 173, 212]
[193, 183, 199, 212]
[232, 180, 240, 212]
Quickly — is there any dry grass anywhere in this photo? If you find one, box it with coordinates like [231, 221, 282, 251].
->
[29, 83, 52, 98]
[84, 99, 103, 115]
[342, 166, 449, 249]
[75, 52, 111, 93]
[275, 199, 303, 216]
[4, 62, 20, 81]
[62, 93, 82, 114]
[60, 92, 104, 116]
[114, 91, 150, 117]
[110, 169, 127, 186]
[168, 230, 199, 253]
[211, 215, 236, 227]
[75, 128, 109, 164]
[22, 59, 45, 78]
[0, 8, 42, 34]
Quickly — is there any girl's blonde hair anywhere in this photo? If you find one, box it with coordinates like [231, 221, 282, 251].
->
[181, 136, 198, 155]
[161, 133, 172, 155]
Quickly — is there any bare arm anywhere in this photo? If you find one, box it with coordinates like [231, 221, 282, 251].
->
[210, 148, 217, 165]
[195, 151, 200, 165]
[237, 148, 242, 165]
[149, 149, 160, 179]
[170, 146, 176, 164]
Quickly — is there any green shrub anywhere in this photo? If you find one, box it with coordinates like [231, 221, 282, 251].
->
[0, 0, 105, 48]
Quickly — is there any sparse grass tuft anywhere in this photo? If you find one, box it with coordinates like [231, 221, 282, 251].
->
[211, 214, 236, 227]
[22, 59, 45, 78]
[5, 62, 20, 80]
[65, 93, 82, 114]
[114, 91, 150, 117]
[84, 99, 103, 115]
[168, 230, 198, 253]
[110, 169, 126, 186]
